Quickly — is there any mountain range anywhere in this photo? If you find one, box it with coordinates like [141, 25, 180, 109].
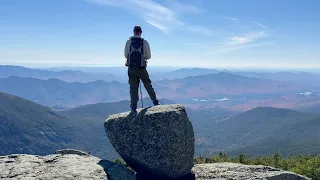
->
[152, 68, 220, 80]
[1, 92, 320, 159]
[236, 71, 320, 87]
[156, 72, 308, 99]
[0, 76, 129, 108]
[0, 70, 315, 110]
[3, 65, 320, 86]
[1, 65, 320, 158]
[0, 65, 123, 83]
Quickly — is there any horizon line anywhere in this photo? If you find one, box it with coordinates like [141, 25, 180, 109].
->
[1, 64, 320, 72]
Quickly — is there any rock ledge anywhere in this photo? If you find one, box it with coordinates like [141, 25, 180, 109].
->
[0, 154, 310, 180]
[193, 163, 310, 180]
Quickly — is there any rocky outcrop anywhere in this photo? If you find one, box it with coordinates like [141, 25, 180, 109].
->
[104, 104, 195, 179]
[0, 105, 310, 180]
[0, 150, 135, 180]
[0, 153, 310, 180]
[192, 163, 310, 180]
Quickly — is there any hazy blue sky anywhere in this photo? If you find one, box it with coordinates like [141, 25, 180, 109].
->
[0, 0, 319, 68]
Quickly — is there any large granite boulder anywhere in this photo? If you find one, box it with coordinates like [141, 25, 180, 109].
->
[192, 163, 310, 180]
[0, 149, 135, 180]
[104, 104, 195, 179]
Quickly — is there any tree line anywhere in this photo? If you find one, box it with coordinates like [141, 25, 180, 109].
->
[194, 152, 320, 179]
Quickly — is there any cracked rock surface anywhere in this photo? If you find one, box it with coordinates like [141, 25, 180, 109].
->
[0, 151, 135, 180]
[0, 154, 105, 180]
[192, 163, 310, 180]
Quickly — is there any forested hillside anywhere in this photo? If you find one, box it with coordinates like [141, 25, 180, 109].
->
[0, 92, 118, 159]
[194, 107, 320, 156]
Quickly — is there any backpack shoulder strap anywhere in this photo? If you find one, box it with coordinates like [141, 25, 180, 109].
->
[130, 37, 144, 52]
[129, 39, 133, 52]
[141, 38, 144, 54]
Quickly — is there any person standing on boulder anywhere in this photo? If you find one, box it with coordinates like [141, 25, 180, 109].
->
[124, 26, 160, 113]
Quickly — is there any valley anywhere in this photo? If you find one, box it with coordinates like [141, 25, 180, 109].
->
[0, 65, 320, 160]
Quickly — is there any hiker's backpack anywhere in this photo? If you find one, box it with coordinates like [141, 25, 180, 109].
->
[128, 37, 145, 68]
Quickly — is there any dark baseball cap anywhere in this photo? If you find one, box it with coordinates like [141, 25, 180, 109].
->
[133, 26, 142, 32]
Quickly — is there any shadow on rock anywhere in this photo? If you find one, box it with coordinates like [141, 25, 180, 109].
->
[98, 160, 136, 180]
[136, 172, 195, 180]
[127, 107, 151, 119]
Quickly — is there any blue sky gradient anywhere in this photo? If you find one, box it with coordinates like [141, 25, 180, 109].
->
[0, 0, 319, 68]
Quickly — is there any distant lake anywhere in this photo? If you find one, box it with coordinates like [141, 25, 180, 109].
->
[192, 98, 230, 102]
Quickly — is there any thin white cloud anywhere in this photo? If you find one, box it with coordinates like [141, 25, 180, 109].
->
[224, 17, 239, 21]
[255, 22, 268, 28]
[228, 37, 251, 45]
[133, 0, 175, 17]
[86, 0, 177, 32]
[145, 20, 169, 33]
[85, 0, 211, 35]
[206, 32, 268, 55]
[224, 16, 268, 28]
[227, 31, 265, 45]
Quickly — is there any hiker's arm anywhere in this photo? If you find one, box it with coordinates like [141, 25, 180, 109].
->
[124, 40, 130, 59]
[144, 40, 151, 60]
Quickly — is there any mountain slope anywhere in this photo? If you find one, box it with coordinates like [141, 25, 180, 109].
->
[0, 92, 175, 159]
[299, 103, 320, 114]
[0, 77, 129, 108]
[202, 107, 320, 156]
[0, 65, 121, 83]
[0, 92, 117, 158]
[0, 92, 77, 155]
[153, 68, 220, 80]
[156, 72, 308, 100]
[236, 71, 320, 87]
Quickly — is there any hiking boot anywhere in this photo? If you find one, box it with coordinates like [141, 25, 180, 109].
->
[130, 105, 137, 113]
[153, 100, 160, 106]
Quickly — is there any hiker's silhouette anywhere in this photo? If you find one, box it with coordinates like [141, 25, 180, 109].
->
[125, 25, 159, 113]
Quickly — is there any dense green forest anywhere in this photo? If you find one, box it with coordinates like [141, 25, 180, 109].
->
[194, 153, 320, 179]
